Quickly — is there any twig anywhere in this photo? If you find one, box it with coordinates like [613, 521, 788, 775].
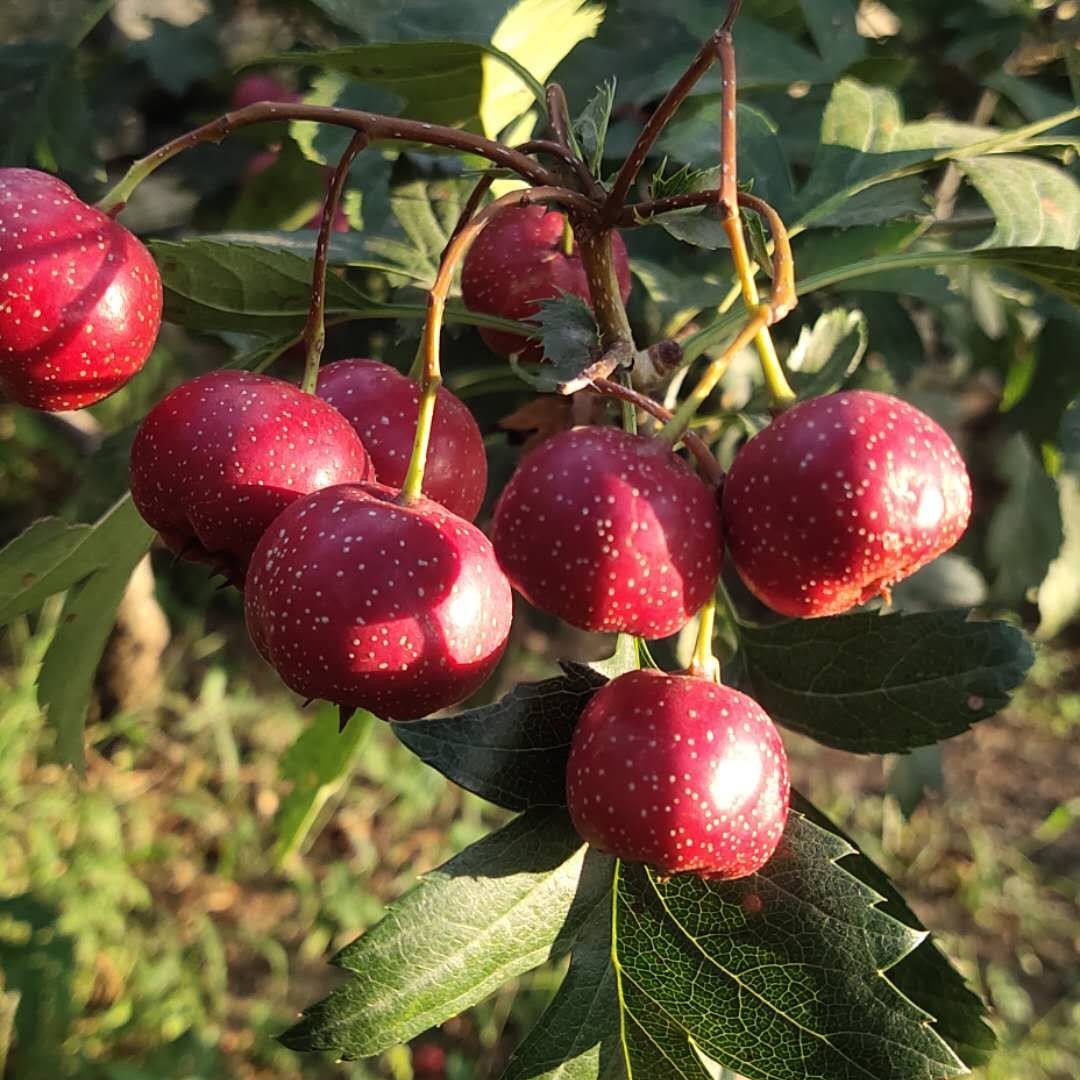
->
[301, 131, 368, 394]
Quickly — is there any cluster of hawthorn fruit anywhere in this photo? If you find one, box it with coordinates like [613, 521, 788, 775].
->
[0, 150, 972, 883]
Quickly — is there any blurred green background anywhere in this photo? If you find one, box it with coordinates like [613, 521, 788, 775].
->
[1, 0, 1079, 1078]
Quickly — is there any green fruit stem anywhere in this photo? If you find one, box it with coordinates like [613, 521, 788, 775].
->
[689, 593, 721, 683]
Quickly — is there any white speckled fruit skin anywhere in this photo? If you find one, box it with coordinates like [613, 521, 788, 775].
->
[491, 426, 722, 638]
[245, 482, 513, 720]
[567, 670, 790, 879]
[316, 358, 487, 521]
[129, 370, 372, 579]
[722, 390, 972, 618]
[460, 205, 630, 361]
[0, 168, 163, 411]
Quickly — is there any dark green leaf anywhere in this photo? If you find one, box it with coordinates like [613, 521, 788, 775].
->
[573, 78, 617, 178]
[1061, 397, 1080, 474]
[37, 497, 155, 770]
[785, 308, 868, 399]
[612, 812, 966, 1080]
[970, 246, 1080, 306]
[0, 43, 98, 179]
[128, 16, 223, 96]
[986, 433, 1064, 607]
[800, 0, 865, 74]
[738, 610, 1034, 753]
[501, 903, 624, 1080]
[282, 809, 613, 1058]
[395, 663, 605, 811]
[274, 706, 375, 862]
[513, 295, 601, 390]
[886, 745, 945, 818]
[791, 794, 996, 1067]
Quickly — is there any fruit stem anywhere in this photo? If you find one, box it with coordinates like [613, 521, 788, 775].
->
[561, 217, 575, 257]
[94, 102, 578, 214]
[688, 594, 721, 682]
[603, 0, 744, 216]
[401, 185, 583, 502]
[300, 131, 368, 395]
[592, 378, 723, 485]
[657, 306, 769, 445]
[575, 227, 633, 350]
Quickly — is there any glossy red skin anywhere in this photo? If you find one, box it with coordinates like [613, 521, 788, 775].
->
[567, 670, 790, 879]
[316, 359, 487, 521]
[130, 370, 372, 580]
[245, 482, 513, 720]
[230, 73, 299, 110]
[460, 206, 631, 361]
[491, 426, 722, 638]
[0, 168, 163, 411]
[722, 390, 973, 618]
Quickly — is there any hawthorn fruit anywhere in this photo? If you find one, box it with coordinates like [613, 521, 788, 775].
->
[491, 426, 721, 638]
[0, 168, 163, 411]
[245, 482, 512, 720]
[460, 205, 631, 361]
[567, 669, 790, 879]
[129, 370, 372, 581]
[316, 359, 487, 520]
[722, 390, 973, 618]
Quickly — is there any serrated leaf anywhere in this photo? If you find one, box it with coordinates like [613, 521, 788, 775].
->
[958, 155, 1080, 248]
[36, 496, 155, 769]
[791, 794, 996, 1067]
[987, 433, 1064, 607]
[737, 610, 1034, 753]
[282, 809, 613, 1059]
[511, 294, 601, 390]
[612, 811, 966, 1080]
[785, 308, 868, 399]
[274, 706, 375, 862]
[501, 903, 624, 1080]
[395, 663, 605, 811]
[573, 78, 617, 177]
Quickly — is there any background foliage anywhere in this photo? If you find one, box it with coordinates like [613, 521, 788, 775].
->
[0, 0, 1078, 1077]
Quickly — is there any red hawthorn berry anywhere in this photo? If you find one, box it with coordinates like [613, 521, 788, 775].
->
[722, 390, 973, 618]
[129, 370, 372, 581]
[0, 168, 163, 411]
[316, 359, 487, 521]
[491, 426, 722, 638]
[566, 669, 790, 879]
[460, 205, 631, 361]
[230, 73, 299, 110]
[244, 482, 512, 720]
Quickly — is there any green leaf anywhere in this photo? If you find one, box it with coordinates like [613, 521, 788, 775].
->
[791, 795, 996, 1067]
[986, 433, 1064, 607]
[37, 497, 155, 770]
[0, 519, 95, 626]
[573, 78, 617, 177]
[281, 809, 613, 1058]
[273, 706, 375, 863]
[737, 610, 1034, 753]
[500, 903, 624, 1080]
[0, 42, 99, 179]
[395, 662, 605, 811]
[1061, 397, 1080, 474]
[587, 633, 643, 680]
[958, 155, 1080, 249]
[516, 294, 602, 389]
[785, 308, 868, 399]
[128, 16, 223, 96]
[800, 0, 865, 74]
[612, 810, 966, 1080]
